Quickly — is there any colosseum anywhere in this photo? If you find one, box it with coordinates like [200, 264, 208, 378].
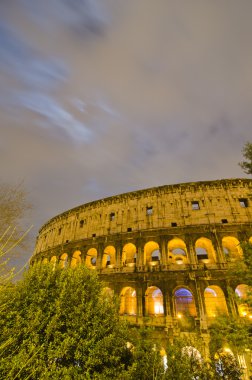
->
[32, 178, 252, 374]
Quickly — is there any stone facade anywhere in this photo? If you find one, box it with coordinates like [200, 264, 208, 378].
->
[32, 178, 252, 375]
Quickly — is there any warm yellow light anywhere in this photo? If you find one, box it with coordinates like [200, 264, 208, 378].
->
[249, 315, 252, 319]
[242, 312, 247, 317]
[177, 313, 182, 319]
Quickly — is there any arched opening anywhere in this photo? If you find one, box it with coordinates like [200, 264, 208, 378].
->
[204, 286, 228, 317]
[168, 238, 188, 264]
[195, 237, 216, 263]
[174, 288, 197, 317]
[50, 256, 57, 269]
[145, 286, 164, 315]
[120, 287, 137, 315]
[102, 246, 116, 268]
[235, 284, 251, 317]
[59, 253, 68, 269]
[249, 237, 252, 245]
[144, 241, 161, 265]
[42, 257, 48, 264]
[70, 250, 81, 268]
[85, 248, 98, 269]
[222, 236, 243, 261]
[122, 243, 137, 266]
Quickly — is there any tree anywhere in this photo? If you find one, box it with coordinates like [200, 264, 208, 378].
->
[0, 264, 131, 379]
[239, 142, 252, 175]
[0, 182, 32, 282]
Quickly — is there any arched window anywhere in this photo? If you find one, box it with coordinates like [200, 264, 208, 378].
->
[144, 241, 161, 265]
[145, 286, 164, 315]
[195, 237, 216, 263]
[174, 288, 197, 317]
[122, 243, 137, 266]
[120, 287, 137, 315]
[59, 253, 68, 269]
[222, 236, 243, 260]
[70, 250, 81, 268]
[102, 246, 116, 268]
[168, 238, 188, 264]
[85, 248, 97, 269]
[204, 286, 228, 317]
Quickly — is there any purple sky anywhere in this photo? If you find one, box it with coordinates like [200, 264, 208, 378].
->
[1, 0, 252, 263]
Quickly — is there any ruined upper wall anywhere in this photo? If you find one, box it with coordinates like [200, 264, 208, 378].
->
[35, 178, 252, 254]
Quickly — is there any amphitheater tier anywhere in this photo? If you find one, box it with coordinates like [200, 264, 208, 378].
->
[32, 178, 252, 338]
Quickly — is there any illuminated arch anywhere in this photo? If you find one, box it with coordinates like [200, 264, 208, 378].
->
[204, 286, 228, 317]
[102, 245, 116, 268]
[222, 236, 242, 260]
[195, 237, 216, 263]
[119, 287, 137, 315]
[85, 248, 98, 269]
[50, 256, 57, 264]
[249, 237, 252, 245]
[145, 286, 164, 315]
[168, 238, 188, 264]
[42, 257, 48, 264]
[174, 287, 197, 317]
[122, 243, 137, 266]
[144, 241, 160, 265]
[235, 284, 251, 317]
[70, 250, 82, 268]
[59, 253, 68, 269]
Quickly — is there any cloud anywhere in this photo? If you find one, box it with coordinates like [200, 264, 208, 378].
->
[21, 0, 108, 37]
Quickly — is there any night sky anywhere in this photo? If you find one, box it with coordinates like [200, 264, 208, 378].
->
[1, 1, 252, 262]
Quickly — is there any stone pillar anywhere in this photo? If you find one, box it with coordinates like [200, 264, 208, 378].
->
[186, 237, 197, 266]
[160, 237, 168, 266]
[96, 242, 104, 270]
[137, 286, 143, 317]
[116, 243, 122, 268]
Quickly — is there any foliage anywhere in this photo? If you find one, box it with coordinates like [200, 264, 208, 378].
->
[0, 264, 131, 379]
[209, 315, 252, 354]
[121, 327, 165, 380]
[0, 182, 31, 236]
[209, 315, 251, 380]
[239, 141, 252, 175]
[0, 183, 32, 282]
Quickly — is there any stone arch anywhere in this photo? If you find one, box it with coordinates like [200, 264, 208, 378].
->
[222, 236, 243, 260]
[85, 248, 98, 269]
[168, 238, 188, 264]
[174, 287, 197, 317]
[50, 255, 57, 264]
[145, 286, 164, 315]
[204, 285, 228, 317]
[70, 250, 82, 268]
[122, 243, 137, 266]
[235, 284, 251, 317]
[195, 237, 216, 263]
[119, 287, 137, 315]
[59, 253, 68, 269]
[102, 245, 116, 268]
[144, 241, 161, 265]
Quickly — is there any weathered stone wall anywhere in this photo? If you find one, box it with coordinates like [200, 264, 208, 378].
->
[34, 178, 252, 254]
